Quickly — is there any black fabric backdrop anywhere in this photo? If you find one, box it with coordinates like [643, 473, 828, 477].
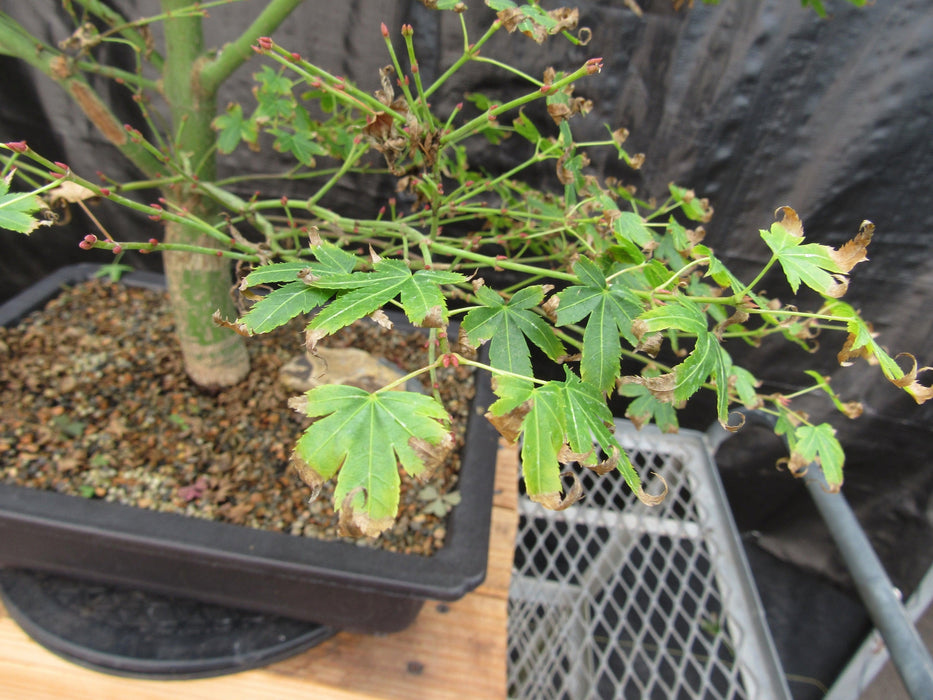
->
[2, 0, 931, 605]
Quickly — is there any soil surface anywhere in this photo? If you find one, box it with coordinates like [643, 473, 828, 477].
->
[0, 279, 475, 555]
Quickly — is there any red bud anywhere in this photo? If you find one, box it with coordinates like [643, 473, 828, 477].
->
[257, 36, 273, 51]
[5, 141, 27, 153]
[585, 57, 603, 75]
[381, 22, 389, 38]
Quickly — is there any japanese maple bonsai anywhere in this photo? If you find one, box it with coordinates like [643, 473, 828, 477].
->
[0, 0, 929, 593]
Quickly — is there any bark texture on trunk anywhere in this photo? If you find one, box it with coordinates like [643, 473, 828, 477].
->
[163, 221, 250, 389]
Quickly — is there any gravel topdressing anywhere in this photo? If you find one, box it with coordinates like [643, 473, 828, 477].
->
[0, 279, 476, 556]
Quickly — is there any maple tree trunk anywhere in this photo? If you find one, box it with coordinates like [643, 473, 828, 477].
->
[160, 1, 249, 388]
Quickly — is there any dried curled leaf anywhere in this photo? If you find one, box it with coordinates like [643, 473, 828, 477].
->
[635, 332, 663, 358]
[712, 306, 750, 340]
[304, 326, 329, 354]
[775, 206, 804, 238]
[212, 310, 252, 337]
[375, 65, 395, 106]
[529, 471, 583, 511]
[45, 181, 98, 206]
[829, 220, 874, 273]
[420, 305, 446, 329]
[337, 487, 395, 538]
[837, 331, 872, 366]
[583, 446, 620, 476]
[840, 401, 864, 419]
[498, 6, 579, 44]
[369, 308, 393, 330]
[618, 372, 676, 404]
[557, 444, 595, 466]
[484, 400, 531, 444]
[777, 453, 810, 478]
[289, 451, 324, 503]
[636, 471, 668, 506]
[891, 353, 933, 405]
[455, 325, 478, 360]
[719, 411, 746, 433]
[541, 294, 560, 322]
[409, 432, 455, 481]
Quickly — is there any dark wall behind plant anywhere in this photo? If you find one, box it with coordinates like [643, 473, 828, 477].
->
[2, 0, 931, 595]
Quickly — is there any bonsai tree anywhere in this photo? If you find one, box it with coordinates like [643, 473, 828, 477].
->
[1, 0, 928, 536]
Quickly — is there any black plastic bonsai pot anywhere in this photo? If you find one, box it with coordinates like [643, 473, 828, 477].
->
[0, 263, 499, 634]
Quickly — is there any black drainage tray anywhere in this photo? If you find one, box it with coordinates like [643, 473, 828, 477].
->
[0, 568, 334, 680]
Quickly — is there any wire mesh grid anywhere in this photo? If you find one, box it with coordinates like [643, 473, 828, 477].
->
[508, 420, 790, 700]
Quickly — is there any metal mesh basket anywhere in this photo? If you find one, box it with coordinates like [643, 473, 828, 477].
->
[508, 419, 790, 700]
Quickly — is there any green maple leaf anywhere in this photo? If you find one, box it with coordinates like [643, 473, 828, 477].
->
[669, 183, 710, 222]
[794, 423, 845, 489]
[555, 257, 642, 392]
[668, 329, 738, 427]
[761, 222, 845, 296]
[618, 374, 679, 434]
[613, 211, 654, 249]
[306, 260, 463, 337]
[292, 385, 452, 536]
[822, 299, 904, 382]
[212, 103, 257, 154]
[636, 298, 708, 336]
[674, 331, 718, 403]
[519, 382, 565, 499]
[488, 371, 643, 503]
[399, 269, 464, 326]
[254, 65, 295, 120]
[240, 244, 359, 334]
[241, 281, 333, 333]
[270, 127, 326, 166]
[560, 371, 642, 495]
[463, 285, 564, 378]
[0, 175, 48, 234]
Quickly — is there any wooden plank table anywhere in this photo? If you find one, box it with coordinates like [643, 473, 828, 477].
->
[0, 441, 518, 700]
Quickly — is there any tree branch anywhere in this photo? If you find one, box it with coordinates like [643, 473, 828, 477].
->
[0, 12, 165, 178]
[199, 0, 306, 95]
